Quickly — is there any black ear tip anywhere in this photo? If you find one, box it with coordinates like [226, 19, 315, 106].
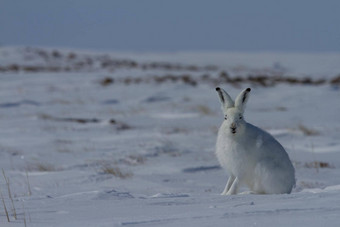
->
[216, 87, 221, 91]
[246, 88, 251, 92]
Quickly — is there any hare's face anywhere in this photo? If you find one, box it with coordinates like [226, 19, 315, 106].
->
[216, 87, 251, 135]
[224, 107, 245, 135]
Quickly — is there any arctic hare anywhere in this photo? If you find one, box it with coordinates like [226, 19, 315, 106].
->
[215, 87, 295, 195]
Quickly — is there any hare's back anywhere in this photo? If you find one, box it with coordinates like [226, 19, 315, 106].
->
[245, 123, 291, 162]
[245, 124, 295, 193]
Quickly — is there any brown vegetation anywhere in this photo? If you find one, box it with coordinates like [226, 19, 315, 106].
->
[298, 124, 320, 136]
[0, 47, 218, 73]
[1, 47, 339, 87]
[304, 161, 334, 172]
[100, 164, 132, 179]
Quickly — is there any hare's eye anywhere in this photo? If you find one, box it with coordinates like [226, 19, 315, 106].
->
[224, 116, 227, 120]
[239, 116, 243, 120]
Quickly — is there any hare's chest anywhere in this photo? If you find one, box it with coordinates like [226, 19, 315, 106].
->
[216, 136, 247, 170]
[216, 133, 257, 177]
[228, 141, 252, 173]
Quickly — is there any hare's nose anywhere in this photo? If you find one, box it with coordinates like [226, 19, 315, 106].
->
[230, 123, 237, 133]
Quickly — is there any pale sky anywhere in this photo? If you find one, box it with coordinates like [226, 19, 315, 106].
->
[1, 0, 339, 52]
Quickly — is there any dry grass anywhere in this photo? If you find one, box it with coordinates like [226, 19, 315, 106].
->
[36, 163, 56, 172]
[100, 77, 114, 86]
[0, 47, 217, 74]
[39, 113, 131, 130]
[26, 171, 32, 196]
[2, 169, 17, 220]
[298, 180, 325, 189]
[2, 47, 340, 88]
[22, 202, 27, 227]
[298, 124, 320, 136]
[26, 162, 57, 172]
[304, 161, 334, 170]
[57, 148, 73, 153]
[330, 75, 340, 84]
[0, 170, 32, 223]
[294, 160, 334, 173]
[195, 105, 214, 116]
[0, 188, 10, 222]
[121, 155, 146, 166]
[39, 113, 101, 124]
[92, 73, 335, 87]
[100, 164, 132, 179]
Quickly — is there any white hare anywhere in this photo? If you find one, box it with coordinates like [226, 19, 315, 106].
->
[215, 87, 295, 195]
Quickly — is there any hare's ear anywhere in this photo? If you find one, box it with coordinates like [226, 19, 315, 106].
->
[235, 88, 251, 112]
[216, 87, 234, 110]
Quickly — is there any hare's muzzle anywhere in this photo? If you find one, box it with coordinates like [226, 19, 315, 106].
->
[230, 123, 237, 134]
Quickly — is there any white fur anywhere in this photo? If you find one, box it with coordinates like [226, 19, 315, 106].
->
[215, 87, 295, 195]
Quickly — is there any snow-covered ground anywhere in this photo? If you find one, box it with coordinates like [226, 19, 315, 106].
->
[0, 47, 340, 226]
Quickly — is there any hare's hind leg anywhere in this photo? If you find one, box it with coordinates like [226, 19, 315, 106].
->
[221, 175, 236, 195]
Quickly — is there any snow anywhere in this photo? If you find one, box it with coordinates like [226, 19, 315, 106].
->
[0, 47, 340, 226]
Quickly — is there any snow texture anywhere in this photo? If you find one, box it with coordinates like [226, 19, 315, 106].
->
[0, 47, 340, 226]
